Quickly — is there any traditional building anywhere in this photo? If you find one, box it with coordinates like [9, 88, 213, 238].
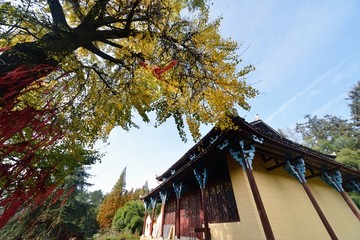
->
[140, 117, 360, 240]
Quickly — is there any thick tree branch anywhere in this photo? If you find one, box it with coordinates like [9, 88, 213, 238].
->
[99, 39, 124, 49]
[83, 43, 129, 70]
[100, 39, 145, 62]
[125, 0, 141, 30]
[47, 0, 69, 29]
[93, 16, 148, 29]
[92, 29, 133, 40]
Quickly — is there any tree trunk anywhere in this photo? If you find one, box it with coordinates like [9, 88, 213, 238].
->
[0, 30, 78, 76]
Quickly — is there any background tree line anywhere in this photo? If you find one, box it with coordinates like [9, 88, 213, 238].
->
[279, 81, 360, 207]
[0, 159, 150, 240]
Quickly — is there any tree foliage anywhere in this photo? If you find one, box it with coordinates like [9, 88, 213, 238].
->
[348, 81, 360, 127]
[0, 167, 103, 240]
[0, 0, 257, 226]
[96, 167, 129, 229]
[295, 114, 355, 155]
[0, 0, 257, 143]
[112, 200, 144, 234]
[293, 81, 360, 207]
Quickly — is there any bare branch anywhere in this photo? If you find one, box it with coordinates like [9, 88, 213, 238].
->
[90, 65, 118, 95]
[47, 0, 69, 29]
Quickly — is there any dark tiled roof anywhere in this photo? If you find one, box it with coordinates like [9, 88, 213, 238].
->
[144, 117, 359, 200]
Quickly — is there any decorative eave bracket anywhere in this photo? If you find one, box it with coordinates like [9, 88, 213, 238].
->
[159, 191, 168, 204]
[284, 158, 306, 183]
[344, 180, 360, 193]
[143, 200, 149, 211]
[321, 170, 344, 192]
[194, 168, 208, 189]
[228, 135, 263, 170]
[173, 182, 182, 199]
[150, 197, 157, 209]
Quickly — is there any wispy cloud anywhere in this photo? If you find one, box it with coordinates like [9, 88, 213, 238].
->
[312, 92, 349, 118]
[265, 62, 344, 123]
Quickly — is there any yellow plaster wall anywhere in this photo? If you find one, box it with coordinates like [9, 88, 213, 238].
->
[250, 156, 331, 240]
[210, 154, 359, 240]
[308, 178, 360, 239]
[210, 156, 266, 240]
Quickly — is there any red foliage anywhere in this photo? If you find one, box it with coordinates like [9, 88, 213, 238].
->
[0, 61, 67, 228]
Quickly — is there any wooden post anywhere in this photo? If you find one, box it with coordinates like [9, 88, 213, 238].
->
[200, 188, 211, 240]
[176, 197, 180, 239]
[173, 182, 182, 240]
[229, 138, 275, 240]
[301, 183, 338, 239]
[284, 160, 338, 240]
[322, 171, 360, 221]
[339, 191, 360, 221]
[194, 168, 211, 240]
[245, 164, 275, 240]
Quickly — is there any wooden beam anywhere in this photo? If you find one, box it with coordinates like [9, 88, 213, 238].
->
[266, 161, 285, 171]
[306, 171, 323, 180]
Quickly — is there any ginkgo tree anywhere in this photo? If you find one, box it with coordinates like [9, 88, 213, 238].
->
[1, 0, 257, 141]
[0, 0, 257, 227]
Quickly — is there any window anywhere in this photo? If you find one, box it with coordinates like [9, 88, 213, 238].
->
[205, 178, 239, 223]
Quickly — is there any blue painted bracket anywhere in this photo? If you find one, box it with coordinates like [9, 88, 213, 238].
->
[321, 170, 344, 192]
[189, 153, 198, 161]
[171, 169, 176, 175]
[159, 191, 168, 204]
[143, 200, 149, 211]
[344, 180, 360, 193]
[229, 140, 256, 170]
[210, 135, 219, 145]
[150, 197, 157, 209]
[173, 182, 182, 199]
[251, 135, 264, 144]
[218, 139, 229, 150]
[284, 159, 306, 183]
[194, 168, 208, 189]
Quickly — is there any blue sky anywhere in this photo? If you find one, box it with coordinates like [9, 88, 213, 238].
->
[87, 0, 360, 193]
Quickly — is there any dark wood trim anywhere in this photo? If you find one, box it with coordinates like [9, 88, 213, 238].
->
[266, 161, 285, 171]
[295, 168, 338, 240]
[201, 187, 211, 240]
[305, 171, 323, 180]
[339, 191, 360, 221]
[245, 165, 275, 240]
